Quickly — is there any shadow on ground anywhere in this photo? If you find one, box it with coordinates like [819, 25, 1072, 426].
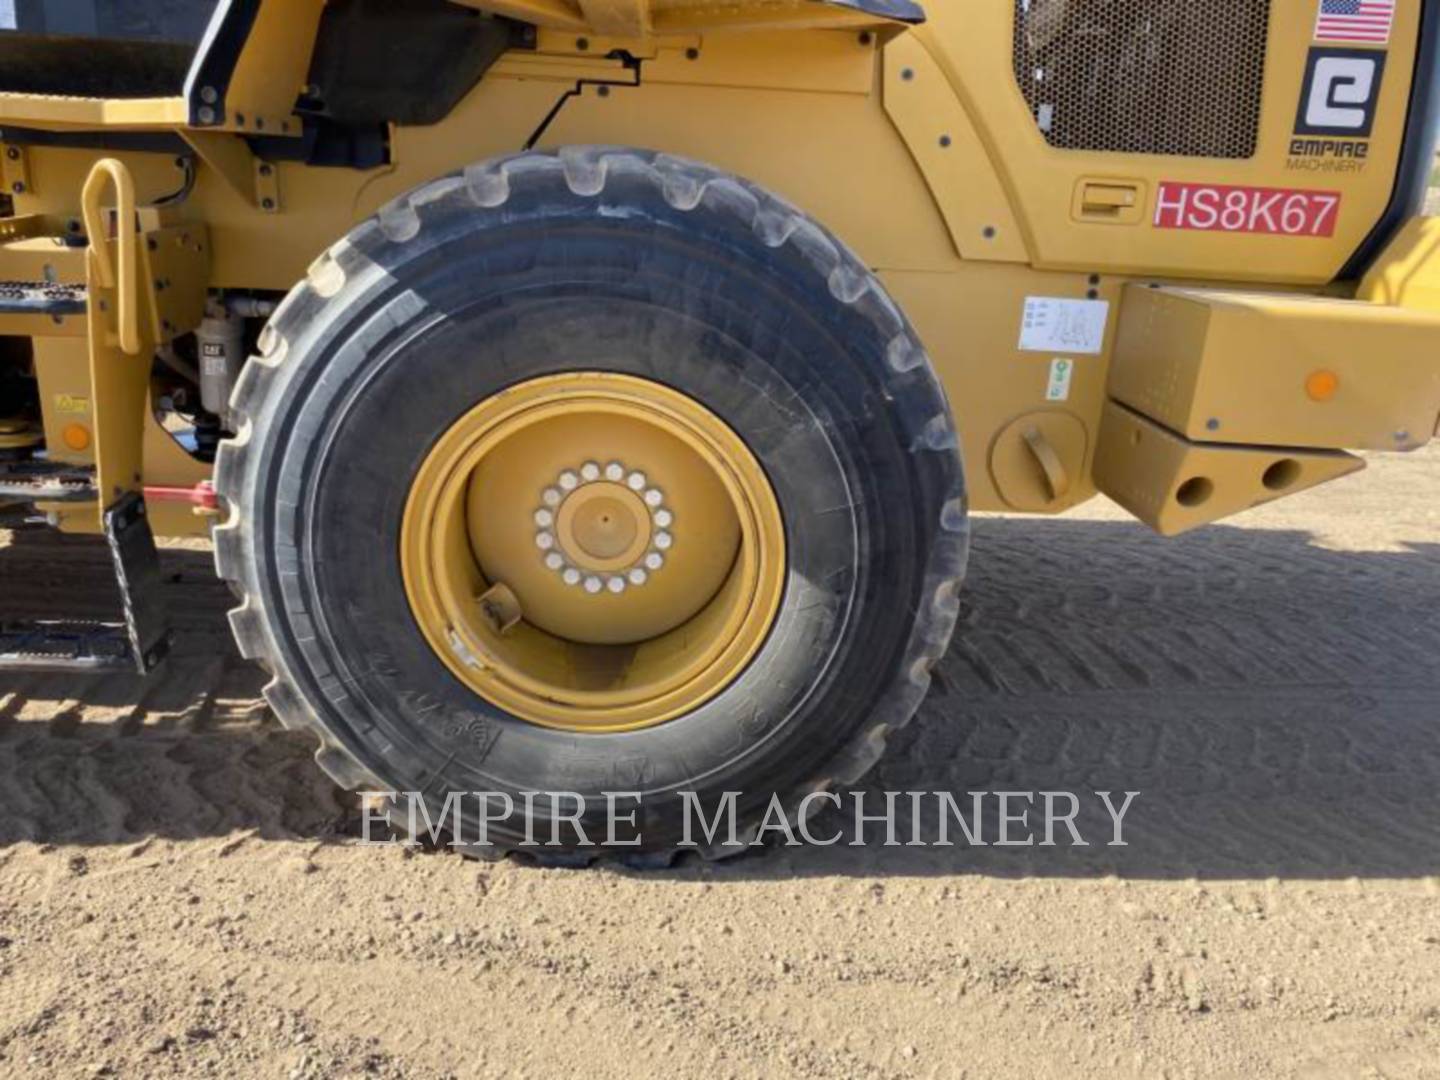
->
[2, 515, 1438, 880]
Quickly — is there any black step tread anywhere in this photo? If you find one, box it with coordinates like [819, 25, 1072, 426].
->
[0, 618, 136, 672]
[0, 461, 97, 503]
[0, 280, 86, 316]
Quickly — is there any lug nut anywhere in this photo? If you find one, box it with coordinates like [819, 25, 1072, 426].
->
[605, 461, 625, 481]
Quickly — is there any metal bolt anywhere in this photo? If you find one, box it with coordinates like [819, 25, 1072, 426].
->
[11, 182, 23, 194]
[626, 471, 646, 491]
[605, 461, 625, 482]
[198, 106, 216, 124]
[606, 577, 626, 594]
[654, 509, 673, 528]
[643, 488, 663, 508]
[583, 576, 602, 594]
[1207, 418, 1221, 431]
[261, 197, 275, 210]
[562, 568, 582, 586]
[200, 85, 218, 104]
[4, 147, 17, 160]
[644, 552, 664, 571]
[902, 68, 915, 81]
[535, 531, 555, 550]
[939, 135, 952, 148]
[542, 487, 561, 507]
[580, 461, 600, 482]
[628, 568, 648, 586]
[534, 508, 554, 527]
[558, 470, 579, 491]
[654, 532, 672, 551]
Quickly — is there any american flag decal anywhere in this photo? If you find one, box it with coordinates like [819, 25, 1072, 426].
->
[1315, 0, 1397, 44]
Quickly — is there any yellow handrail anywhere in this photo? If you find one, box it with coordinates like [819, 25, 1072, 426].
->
[80, 158, 140, 355]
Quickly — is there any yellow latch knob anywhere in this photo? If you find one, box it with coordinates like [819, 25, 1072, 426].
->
[1081, 184, 1138, 211]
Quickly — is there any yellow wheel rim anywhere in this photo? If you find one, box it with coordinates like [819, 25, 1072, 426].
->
[401, 372, 786, 733]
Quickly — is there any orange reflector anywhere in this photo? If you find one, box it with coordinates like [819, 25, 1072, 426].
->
[62, 423, 91, 451]
[1306, 370, 1339, 402]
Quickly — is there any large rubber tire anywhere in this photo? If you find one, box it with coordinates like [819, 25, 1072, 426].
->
[213, 147, 968, 862]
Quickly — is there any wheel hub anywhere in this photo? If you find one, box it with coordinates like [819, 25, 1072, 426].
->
[538, 463, 671, 592]
[400, 372, 785, 733]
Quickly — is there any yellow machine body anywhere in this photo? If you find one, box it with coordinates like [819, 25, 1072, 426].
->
[1, 0, 1439, 537]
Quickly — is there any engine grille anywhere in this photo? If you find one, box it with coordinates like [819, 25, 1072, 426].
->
[1012, 0, 1272, 159]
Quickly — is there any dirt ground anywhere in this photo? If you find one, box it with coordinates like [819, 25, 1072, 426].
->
[1, 445, 1438, 1079]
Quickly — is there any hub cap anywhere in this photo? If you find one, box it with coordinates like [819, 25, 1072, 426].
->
[401, 373, 785, 733]
[536, 462, 671, 593]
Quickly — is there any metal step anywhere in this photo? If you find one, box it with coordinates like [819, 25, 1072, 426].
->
[0, 618, 135, 672]
[0, 279, 86, 316]
[0, 460, 97, 503]
[0, 492, 170, 674]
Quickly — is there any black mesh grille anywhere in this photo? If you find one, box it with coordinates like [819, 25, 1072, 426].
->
[1013, 0, 1272, 159]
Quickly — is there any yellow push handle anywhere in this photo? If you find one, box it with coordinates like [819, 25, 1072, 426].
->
[1022, 425, 1072, 503]
[81, 158, 140, 355]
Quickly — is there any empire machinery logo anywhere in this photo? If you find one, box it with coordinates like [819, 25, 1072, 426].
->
[1289, 46, 1387, 174]
[358, 789, 1141, 851]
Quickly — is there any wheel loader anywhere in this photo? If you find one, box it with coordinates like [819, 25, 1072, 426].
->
[0, 0, 1437, 859]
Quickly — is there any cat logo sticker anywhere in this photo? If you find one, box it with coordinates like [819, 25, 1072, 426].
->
[1295, 47, 1386, 137]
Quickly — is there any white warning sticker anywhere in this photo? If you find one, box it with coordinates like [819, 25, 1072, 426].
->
[1046, 358, 1075, 402]
[1018, 297, 1110, 356]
